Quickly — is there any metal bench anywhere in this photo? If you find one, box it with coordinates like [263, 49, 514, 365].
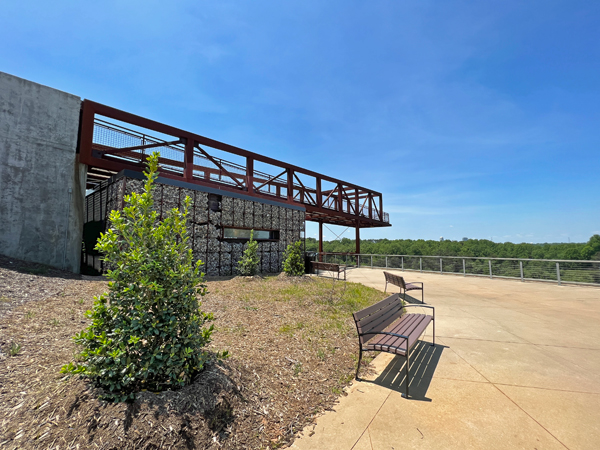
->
[311, 261, 347, 280]
[353, 293, 435, 398]
[384, 271, 424, 303]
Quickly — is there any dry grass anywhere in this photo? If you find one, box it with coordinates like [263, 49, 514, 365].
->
[0, 259, 385, 449]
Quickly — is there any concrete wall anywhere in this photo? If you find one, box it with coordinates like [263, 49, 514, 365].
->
[0, 72, 86, 272]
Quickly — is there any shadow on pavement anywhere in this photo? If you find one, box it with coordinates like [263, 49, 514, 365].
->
[363, 341, 447, 401]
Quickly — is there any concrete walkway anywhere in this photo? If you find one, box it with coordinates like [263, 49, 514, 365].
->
[291, 268, 600, 450]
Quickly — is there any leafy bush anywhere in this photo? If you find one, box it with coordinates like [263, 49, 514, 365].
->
[283, 241, 305, 276]
[236, 230, 260, 276]
[61, 152, 222, 401]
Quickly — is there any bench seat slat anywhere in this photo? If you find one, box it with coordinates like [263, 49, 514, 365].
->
[366, 314, 432, 355]
[405, 283, 421, 291]
[369, 313, 421, 350]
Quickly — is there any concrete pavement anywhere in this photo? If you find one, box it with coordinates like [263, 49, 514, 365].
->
[291, 268, 600, 450]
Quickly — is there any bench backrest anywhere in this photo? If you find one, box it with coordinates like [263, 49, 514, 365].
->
[353, 293, 404, 345]
[384, 271, 406, 289]
[311, 261, 340, 271]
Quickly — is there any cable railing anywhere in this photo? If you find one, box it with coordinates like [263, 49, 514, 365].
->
[309, 253, 600, 286]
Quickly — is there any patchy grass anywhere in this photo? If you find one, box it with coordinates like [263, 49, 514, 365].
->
[0, 271, 387, 449]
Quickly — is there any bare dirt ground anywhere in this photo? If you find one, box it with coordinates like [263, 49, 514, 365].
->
[0, 256, 383, 449]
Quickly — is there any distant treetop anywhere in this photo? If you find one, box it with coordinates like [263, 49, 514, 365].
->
[305, 235, 600, 260]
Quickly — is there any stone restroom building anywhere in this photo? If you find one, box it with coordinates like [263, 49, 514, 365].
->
[85, 172, 305, 276]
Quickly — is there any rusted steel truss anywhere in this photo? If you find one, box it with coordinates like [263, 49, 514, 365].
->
[79, 100, 390, 228]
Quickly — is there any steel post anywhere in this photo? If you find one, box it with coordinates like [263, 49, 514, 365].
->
[489, 260, 493, 278]
[440, 258, 443, 274]
[463, 258, 466, 276]
[386, 256, 388, 268]
[402, 256, 404, 271]
[371, 255, 373, 268]
[556, 262, 561, 286]
[420, 258, 422, 273]
[520, 261, 524, 281]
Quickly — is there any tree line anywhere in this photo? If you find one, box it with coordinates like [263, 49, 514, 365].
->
[305, 235, 600, 260]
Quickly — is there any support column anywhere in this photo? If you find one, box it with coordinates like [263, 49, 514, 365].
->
[355, 220, 361, 254]
[287, 168, 294, 202]
[318, 221, 324, 262]
[246, 157, 254, 193]
[316, 178, 322, 207]
[184, 137, 195, 181]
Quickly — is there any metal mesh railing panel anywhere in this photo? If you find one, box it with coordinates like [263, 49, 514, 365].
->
[440, 258, 463, 274]
[559, 261, 600, 284]
[491, 259, 521, 278]
[371, 255, 387, 268]
[402, 256, 421, 272]
[522, 260, 558, 281]
[386, 256, 403, 270]
[421, 257, 440, 272]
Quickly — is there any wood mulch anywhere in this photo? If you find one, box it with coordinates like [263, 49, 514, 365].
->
[0, 256, 383, 449]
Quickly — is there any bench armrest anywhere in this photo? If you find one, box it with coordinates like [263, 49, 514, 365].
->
[407, 281, 424, 287]
[403, 304, 435, 320]
[403, 304, 434, 311]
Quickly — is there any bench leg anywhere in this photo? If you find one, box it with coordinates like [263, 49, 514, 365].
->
[355, 348, 363, 380]
[384, 281, 388, 293]
[403, 351, 410, 399]
[422, 286, 424, 304]
[432, 318, 435, 346]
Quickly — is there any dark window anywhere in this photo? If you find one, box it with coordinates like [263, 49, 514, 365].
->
[208, 194, 222, 212]
[222, 227, 279, 241]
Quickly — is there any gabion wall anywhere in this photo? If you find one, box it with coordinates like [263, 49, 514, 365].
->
[87, 176, 304, 276]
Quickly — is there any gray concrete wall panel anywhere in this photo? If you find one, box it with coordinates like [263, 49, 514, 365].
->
[0, 72, 85, 272]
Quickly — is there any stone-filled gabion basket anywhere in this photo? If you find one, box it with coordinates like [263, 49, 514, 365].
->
[86, 174, 304, 276]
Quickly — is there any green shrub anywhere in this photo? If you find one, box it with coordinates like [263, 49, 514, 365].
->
[61, 152, 223, 402]
[236, 230, 260, 276]
[283, 241, 305, 276]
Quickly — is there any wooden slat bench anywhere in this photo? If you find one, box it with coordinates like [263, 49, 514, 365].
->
[311, 261, 347, 280]
[353, 293, 435, 398]
[384, 271, 424, 303]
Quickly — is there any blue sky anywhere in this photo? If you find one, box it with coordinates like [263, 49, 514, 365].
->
[2, 1, 598, 243]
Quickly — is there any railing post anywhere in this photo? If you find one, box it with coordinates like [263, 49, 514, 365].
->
[357, 255, 360, 268]
[402, 256, 404, 271]
[520, 261, 524, 281]
[385, 256, 388, 268]
[556, 262, 561, 286]
[463, 259, 466, 276]
[420, 258, 422, 273]
[371, 255, 373, 268]
[440, 258, 443, 274]
[489, 260, 493, 279]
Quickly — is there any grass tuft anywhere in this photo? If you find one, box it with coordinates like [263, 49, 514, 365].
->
[9, 342, 22, 356]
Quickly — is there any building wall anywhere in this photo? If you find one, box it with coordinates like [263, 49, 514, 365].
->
[83, 173, 305, 276]
[0, 71, 85, 272]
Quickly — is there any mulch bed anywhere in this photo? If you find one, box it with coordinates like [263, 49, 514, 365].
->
[0, 257, 382, 449]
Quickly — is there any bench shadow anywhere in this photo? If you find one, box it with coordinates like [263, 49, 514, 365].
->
[384, 290, 422, 304]
[362, 341, 447, 402]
